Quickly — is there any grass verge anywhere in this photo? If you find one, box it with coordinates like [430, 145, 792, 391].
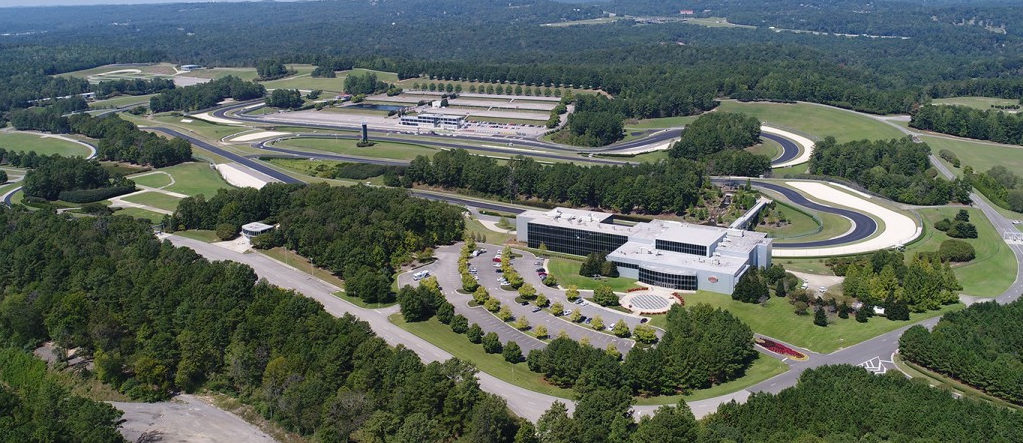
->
[260, 247, 346, 289]
[546, 257, 641, 292]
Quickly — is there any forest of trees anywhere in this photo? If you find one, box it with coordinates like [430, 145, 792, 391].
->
[965, 165, 1023, 212]
[703, 364, 1023, 441]
[167, 183, 464, 288]
[22, 156, 134, 202]
[0, 348, 124, 442]
[554, 94, 625, 147]
[840, 249, 960, 315]
[900, 300, 1023, 406]
[809, 137, 971, 205]
[911, 104, 1023, 145]
[668, 112, 771, 176]
[148, 76, 265, 112]
[91, 78, 174, 99]
[255, 59, 291, 81]
[0, 208, 526, 440]
[402, 150, 709, 215]
[343, 71, 389, 95]
[265, 88, 304, 109]
[525, 304, 757, 396]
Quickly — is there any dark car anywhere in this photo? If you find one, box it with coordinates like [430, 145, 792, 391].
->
[519, 301, 529, 306]
[536, 268, 546, 273]
[531, 306, 542, 313]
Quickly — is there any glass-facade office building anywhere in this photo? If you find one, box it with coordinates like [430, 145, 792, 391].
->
[516, 207, 772, 294]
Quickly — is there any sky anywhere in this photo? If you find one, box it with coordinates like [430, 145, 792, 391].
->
[0, 0, 290, 7]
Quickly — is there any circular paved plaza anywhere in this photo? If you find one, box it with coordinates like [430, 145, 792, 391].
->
[620, 291, 677, 314]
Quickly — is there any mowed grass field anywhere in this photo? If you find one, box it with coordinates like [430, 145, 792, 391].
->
[716, 100, 906, 142]
[658, 291, 962, 354]
[746, 137, 783, 160]
[89, 94, 154, 109]
[925, 135, 1023, 177]
[931, 96, 1021, 111]
[905, 207, 1016, 297]
[272, 137, 438, 161]
[0, 133, 91, 157]
[624, 115, 699, 129]
[546, 257, 642, 292]
[121, 192, 182, 212]
[157, 162, 231, 197]
[112, 207, 165, 224]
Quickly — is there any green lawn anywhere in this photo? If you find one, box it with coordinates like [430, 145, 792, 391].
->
[756, 201, 821, 240]
[931, 96, 1021, 111]
[905, 207, 1016, 297]
[89, 94, 154, 109]
[466, 217, 515, 245]
[391, 314, 575, 398]
[173, 229, 221, 243]
[333, 291, 396, 309]
[675, 291, 963, 353]
[624, 115, 698, 129]
[272, 137, 438, 161]
[181, 67, 260, 81]
[546, 257, 642, 292]
[746, 137, 783, 160]
[0, 133, 91, 157]
[130, 172, 173, 188]
[121, 191, 182, 212]
[923, 135, 1023, 178]
[635, 356, 787, 405]
[61, 63, 177, 79]
[122, 113, 243, 142]
[717, 100, 906, 142]
[112, 207, 165, 224]
[153, 162, 232, 197]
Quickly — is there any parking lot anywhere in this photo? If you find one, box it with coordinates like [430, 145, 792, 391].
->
[401, 243, 648, 354]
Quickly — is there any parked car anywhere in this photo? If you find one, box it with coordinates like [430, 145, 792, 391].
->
[583, 318, 592, 325]
[519, 301, 529, 306]
[492, 257, 502, 263]
[536, 268, 546, 273]
[574, 298, 585, 305]
[531, 307, 542, 313]
[640, 318, 649, 323]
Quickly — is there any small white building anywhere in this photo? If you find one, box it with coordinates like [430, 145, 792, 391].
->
[399, 113, 466, 130]
[241, 222, 274, 239]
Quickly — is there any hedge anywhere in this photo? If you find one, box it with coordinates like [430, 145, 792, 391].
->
[58, 185, 136, 203]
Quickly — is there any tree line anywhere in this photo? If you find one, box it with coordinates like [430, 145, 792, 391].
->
[965, 165, 1023, 212]
[91, 78, 174, 99]
[149, 76, 265, 112]
[809, 136, 971, 205]
[22, 156, 135, 202]
[702, 364, 1023, 441]
[911, 104, 1023, 146]
[668, 112, 771, 176]
[840, 249, 960, 316]
[900, 299, 1023, 406]
[402, 149, 709, 215]
[167, 183, 464, 289]
[343, 71, 390, 95]
[0, 348, 124, 442]
[553, 94, 625, 147]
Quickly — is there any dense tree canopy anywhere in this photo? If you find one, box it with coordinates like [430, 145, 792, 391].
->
[265, 88, 304, 110]
[809, 137, 971, 205]
[900, 300, 1023, 405]
[168, 183, 464, 281]
[403, 149, 709, 215]
[22, 156, 133, 201]
[911, 104, 1023, 146]
[0, 208, 523, 440]
[149, 76, 264, 112]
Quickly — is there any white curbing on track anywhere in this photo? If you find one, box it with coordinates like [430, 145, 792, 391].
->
[227, 131, 291, 142]
[763, 126, 815, 168]
[773, 181, 920, 257]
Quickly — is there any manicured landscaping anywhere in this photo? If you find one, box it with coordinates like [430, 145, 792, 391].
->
[88, 94, 154, 109]
[121, 191, 182, 212]
[130, 171, 173, 188]
[179, 67, 260, 81]
[465, 217, 515, 245]
[272, 137, 438, 161]
[111, 207, 165, 224]
[925, 135, 1023, 179]
[390, 314, 575, 398]
[146, 162, 231, 197]
[546, 256, 642, 292]
[624, 115, 698, 129]
[893, 354, 1022, 411]
[172, 229, 221, 243]
[717, 100, 905, 142]
[0, 132, 92, 157]
[655, 291, 963, 353]
[334, 291, 396, 309]
[931, 96, 1021, 111]
[746, 137, 783, 160]
[905, 207, 1015, 297]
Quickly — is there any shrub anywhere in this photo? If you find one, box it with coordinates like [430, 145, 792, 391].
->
[565, 285, 580, 301]
[436, 302, 454, 324]
[58, 184, 136, 203]
[535, 294, 548, 307]
[543, 275, 558, 287]
[534, 325, 548, 339]
[467, 324, 483, 343]
[934, 218, 952, 232]
[450, 314, 468, 334]
[549, 302, 564, 316]
[593, 285, 618, 307]
[215, 223, 238, 240]
[855, 307, 870, 323]
[513, 317, 530, 331]
[947, 221, 978, 238]
[611, 321, 631, 337]
[814, 308, 828, 327]
[484, 297, 501, 312]
[938, 239, 976, 262]
[633, 324, 658, 344]
[482, 332, 502, 354]
[497, 305, 513, 321]
[591, 316, 604, 330]
[503, 341, 523, 363]
[955, 209, 970, 222]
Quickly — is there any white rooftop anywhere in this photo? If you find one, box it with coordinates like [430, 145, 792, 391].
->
[241, 222, 274, 231]
[608, 241, 750, 275]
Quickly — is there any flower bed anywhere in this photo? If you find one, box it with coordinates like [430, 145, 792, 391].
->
[626, 287, 650, 293]
[671, 292, 685, 306]
[755, 337, 808, 361]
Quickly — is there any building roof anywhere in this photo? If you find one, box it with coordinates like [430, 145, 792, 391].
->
[242, 222, 274, 232]
[607, 241, 750, 275]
